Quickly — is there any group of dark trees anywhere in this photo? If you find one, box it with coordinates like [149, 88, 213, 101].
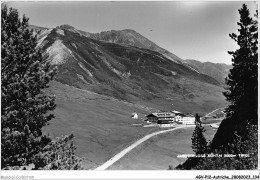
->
[1, 5, 83, 169]
[175, 4, 258, 170]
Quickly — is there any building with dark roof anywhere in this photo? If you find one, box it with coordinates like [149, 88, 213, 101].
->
[146, 112, 175, 124]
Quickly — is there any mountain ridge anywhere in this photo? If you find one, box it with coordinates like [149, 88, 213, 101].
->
[87, 28, 184, 64]
[35, 24, 186, 64]
[184, 59, 232, 84]
[30, 24, 228, 114]
[31, 24, 231, 67]
[53, 24, 232, 84]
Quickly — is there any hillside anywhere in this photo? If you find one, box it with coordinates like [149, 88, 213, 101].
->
[31, 24, 227, 115]
[43, 81, 160, 169]
[76, 26, 232, 85]
[185, 59, 232, 84]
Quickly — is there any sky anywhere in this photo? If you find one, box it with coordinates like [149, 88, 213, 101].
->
[4, 1, 258, 65]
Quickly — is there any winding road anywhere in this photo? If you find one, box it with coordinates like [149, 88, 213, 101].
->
[94, 124, 195, 170]
[204, 108, 224, 117]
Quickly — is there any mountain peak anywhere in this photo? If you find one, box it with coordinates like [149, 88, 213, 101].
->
[121, 29, 137, 33]
[56, 24, 76, 30]
[55, 24, 90, 37]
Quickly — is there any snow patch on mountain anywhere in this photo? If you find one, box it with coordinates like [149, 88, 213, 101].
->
[171, 71, 177, 76]
[162, 54, 181, 64]
[78, 62, 93, 77]
[99, 56, 120, 76]
[70, 43, 77, 50]
[77, 74, 89, 84]
[36, 29, 52, 48]
[45, 39, 75, 65]
[56, 29, 65, 36]
[188, 66, 200, 74]
[183, 62, 200, 74]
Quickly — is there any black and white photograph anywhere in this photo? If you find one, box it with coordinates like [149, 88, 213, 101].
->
[1, 0, 258, 179]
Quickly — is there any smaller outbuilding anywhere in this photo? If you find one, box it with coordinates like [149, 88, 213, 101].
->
[131, 112, 138, 119]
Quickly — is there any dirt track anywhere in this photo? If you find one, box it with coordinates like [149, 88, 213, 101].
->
[94, 124, 195, 170]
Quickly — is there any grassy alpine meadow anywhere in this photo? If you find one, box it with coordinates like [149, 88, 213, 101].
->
[42, 81, 161, 169]
[42, 81, 222, 169]
[107, 125, 216, 170]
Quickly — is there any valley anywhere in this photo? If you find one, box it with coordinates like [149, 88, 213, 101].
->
[42, 81, 223, 170]
[35, 24, 229, 170]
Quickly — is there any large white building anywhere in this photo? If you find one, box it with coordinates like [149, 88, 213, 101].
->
[177, 116, 195, 124]
[146, 110, 196, 125]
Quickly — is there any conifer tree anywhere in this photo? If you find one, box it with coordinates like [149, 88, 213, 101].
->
[224, 4, 258, 126]
[212, 4, 258, 150]
[1, 5, 56, 168]
[1, 5, 83, 169]
[191, 114, 207, 155]
[175, 4, 258, 170]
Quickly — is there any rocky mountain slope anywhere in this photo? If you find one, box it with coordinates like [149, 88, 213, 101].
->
[185, 59, 232, 84]
[71, 24, 231, 85]
[32, 24, 228, 114]
[53, 25, 184, 64]
[88, 28, 184, 64]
